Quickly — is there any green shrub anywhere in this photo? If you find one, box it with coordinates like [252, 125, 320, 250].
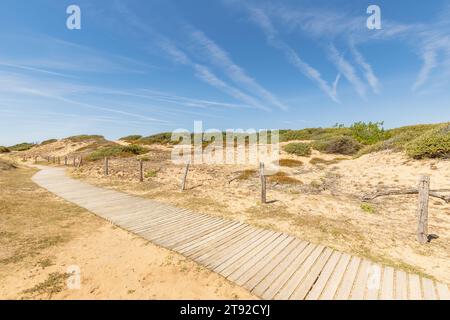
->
[86, 145, 148, 161]
[66, 135, 104, 142]
[8, 143, 35, 151]
[0, 146, 10, 153]
[406, 125, 450, 159]
[40, 139, 57, 146]
[145, 170, 158, 178]
[350, 121, 389, 145]
[119, 135, 142, 142]
[283, 143, 312, 157]
[361, 203, 375, 214]
[280, 127, 352, 142]
[312, 136, 362, 155]
[138, 133, 175, 145]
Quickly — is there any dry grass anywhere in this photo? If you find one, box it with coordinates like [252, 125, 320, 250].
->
[0, 166, 97, 269]
[268, 171, 303, 185]
[278, 159, 303, 167]
[236, 169, 257, 180]
[309, 157, 346, 166]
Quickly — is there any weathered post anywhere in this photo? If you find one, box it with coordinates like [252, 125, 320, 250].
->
[180, 162, 190, 191]
[57, 157, 61, 165]
[77, 156, 83, 168]
[139, 159, 144, 182]
[73, 157, 76, 167]
[417, 175, 430, 244]
[104, 157, 109, 176]
[47, 156, 50, 163]
[260, 162, 267, 204]
[64, 156, 68, 166]
[34, 156, 38, 164]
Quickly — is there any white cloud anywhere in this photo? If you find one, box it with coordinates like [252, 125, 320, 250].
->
[189, 30, 288, 110]
[248, 7, 341, 103]
[328, 45, 367, 99]
[349, 43, 380, 94]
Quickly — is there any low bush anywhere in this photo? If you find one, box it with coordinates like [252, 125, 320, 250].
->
[0, 146, 10, 153]
[86, 145, 148, 161]
[138, 133, 175, 145]
[312, 136, 362, 155]
[406, 124, 450, 159]
[40, 139, 58, 146]
[350, 121, 389, 145]
[8, 143, 35, 151]
[66, 135, 104, 142]
[119, 135, 142, 142]
[283, 143, 312, 157]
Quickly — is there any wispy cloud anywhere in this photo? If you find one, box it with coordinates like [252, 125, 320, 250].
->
[189, 30, 288, 110]
[158, 39, 270, 111]
[349, 42, 380, 94]
[328, 45, 367, 99]
[114, 3, 275, 112]
[247, 7, 341, 103]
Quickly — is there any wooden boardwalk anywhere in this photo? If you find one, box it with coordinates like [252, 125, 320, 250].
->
[32, 167, 450, 300]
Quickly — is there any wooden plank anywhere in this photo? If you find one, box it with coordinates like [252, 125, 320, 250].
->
[260, 243, 316, 300]
[349, 259, 371, 300]
[365, 264, 382, 300]
[305, 251, 342, 300]
[217, 232, 281, 277]
[178, 227, 261, 258]
[191, 227, 261, 262]
[290, 247, 333, 300]
[161, 219, 232, 246]
[422, 278, 437, 300]
[161, 220, 233, 247]
[380, 267, 394, 300]
[184, 224, 249, 258]
[408, 274, 422, 300]
[274, 245, 325, 300]
[208, 230, 273, 270]
[231, 235, 294, 285]
[139, 213, 215, 238]
[395, 270, 408, 300]
[244, 239, 303, 292]
[334, 256, 361, 300]
[319, 253, 351, 300]
[436, 283, 450, 300]
[146, 216, 222, 242]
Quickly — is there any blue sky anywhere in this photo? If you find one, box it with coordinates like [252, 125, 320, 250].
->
[1, 0, 450, 145]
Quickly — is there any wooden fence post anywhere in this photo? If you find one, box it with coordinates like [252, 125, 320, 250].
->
[417, 175, 430, 244]
[77, 156, 83, 168]
[260, 162, 267, 204]
[73, 157, 76, 167]
[57, 157, 60, 165]
[139, 159, 144, 182]
[180, 162, 190, 191]
[104, 157, 109, 176]
[64, 156, 67, 166]
[47, 156, 50, 163]
[34, 156, 38, 164]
